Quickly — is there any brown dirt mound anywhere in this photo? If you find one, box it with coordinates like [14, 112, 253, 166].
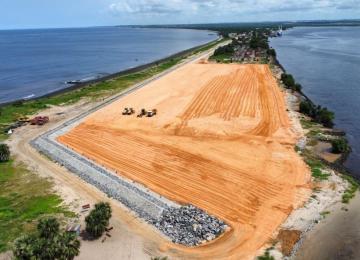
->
[277, 229, 302, 256]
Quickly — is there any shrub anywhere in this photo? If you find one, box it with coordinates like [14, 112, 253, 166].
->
[0, 143, 10, 162]
[267, 48, 276, 57]
[213, 44, 234, 56]
[331, 138, 349, 154]
[85, 202, 112, 238]
[257, 251, 275, 260]
[315, 107, 334, 127]
[299, 101, 334, 128]
[281, 73, 295, 89]
[299, 100, 314, 116]
[294, 83, 302, 91]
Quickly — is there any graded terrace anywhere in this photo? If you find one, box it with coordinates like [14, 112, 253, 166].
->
[58, 63, 310, 259]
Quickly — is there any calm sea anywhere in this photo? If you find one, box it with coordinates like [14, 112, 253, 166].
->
[270, 26, 360, 177]
[0, 27, 217, 104]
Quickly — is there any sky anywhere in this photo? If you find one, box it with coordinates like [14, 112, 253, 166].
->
[1, 0, 359, 29]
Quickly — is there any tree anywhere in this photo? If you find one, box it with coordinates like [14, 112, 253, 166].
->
[332, 138, 350, 154]
[267, 48, 276, 57]
[13, 234, 38, 260]
[294, 83, 302, 92]
[299, 100, 314, 116]
[38, 217, 60, 239]
[59, 233, 81, 260]
[316, 107, 334, 127]
[13, 218, 80, 260]
[85, 202, 112, 238]
[281, 73, 295, 89]
[0, 143, 10, 162]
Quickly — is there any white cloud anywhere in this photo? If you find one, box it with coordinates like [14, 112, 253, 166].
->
[109, 0, 360, 16]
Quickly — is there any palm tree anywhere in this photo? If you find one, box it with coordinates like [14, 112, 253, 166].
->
[37, 217, 60, 239]
[95, 202, 112, 222]
[85, 210, 107, 238]
[85, 202, 112, 238]
[14, 218, 81, 259]
[0, 143, 10, 162]
[13, 234, 37, 260]
[59, 233, 81, 260]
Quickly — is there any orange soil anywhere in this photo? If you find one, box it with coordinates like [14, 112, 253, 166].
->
[58, 63, 310, 259]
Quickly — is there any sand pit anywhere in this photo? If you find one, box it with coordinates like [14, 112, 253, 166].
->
[58, 63, 310, 259]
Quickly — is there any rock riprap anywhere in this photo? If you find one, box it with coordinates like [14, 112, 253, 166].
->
[154, 205, 227, 246]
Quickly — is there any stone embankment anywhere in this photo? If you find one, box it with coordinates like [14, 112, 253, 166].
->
[154, 205, 227, 246]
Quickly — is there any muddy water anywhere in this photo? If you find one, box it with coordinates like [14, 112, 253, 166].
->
[295, 192, 360, 260]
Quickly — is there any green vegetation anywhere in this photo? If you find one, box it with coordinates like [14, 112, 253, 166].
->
[249, 34, 269, 49]
[210, 42, 235, 62]
[13, 217, 80, 259]
[280, 73, 302, 91]
[85, 202, 112, 238]
[341, 174, 359, 204]
[257, 250, 275, 260]
[281, 73, 295, 89]
[299, 100, 334, 127]
[300, 118, 319, 129]
[0, 160, 72, 252]
[151, 257, 168, 260]
[320, 211, 331, 218]
[0, 144, 10, 162]
[305, 157, 330, 181]
[331, 138, 350, 154]
[267, 48, 276, 57]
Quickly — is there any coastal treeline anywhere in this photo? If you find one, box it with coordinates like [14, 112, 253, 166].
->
[280, 72, 335, 127]
[299, 100, 334, 127]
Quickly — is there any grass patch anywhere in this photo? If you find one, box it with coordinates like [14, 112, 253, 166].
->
[320, 211, 330, 218]
[307, 129, 321, 138]
[305, 158, 330, 181]
[209, 53, 233, 63]
[0, 160, 72, 252]
[341, 174, 359, 204]
[300, 118, 319, 129]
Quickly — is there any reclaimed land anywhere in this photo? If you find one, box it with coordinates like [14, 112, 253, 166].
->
[58, 62, 311, 259]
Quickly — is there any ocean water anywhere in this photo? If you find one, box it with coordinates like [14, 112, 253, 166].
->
[270, 26, 360, 177]
[0, 27, 217, 104]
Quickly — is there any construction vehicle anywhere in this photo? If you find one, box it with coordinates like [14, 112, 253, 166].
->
[137, 108, 147, 118]
[30, 116, 49, 126]
[146, 109, 157, 117]
[122, 107, 135, 115]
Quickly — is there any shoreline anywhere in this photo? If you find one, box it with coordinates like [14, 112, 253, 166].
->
[0, 35, 221, 107]
[272, 55, 354, 178]
[262, 47, 359, 259]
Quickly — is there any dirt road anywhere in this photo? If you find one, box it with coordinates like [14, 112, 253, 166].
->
[58, 63, 311, 259]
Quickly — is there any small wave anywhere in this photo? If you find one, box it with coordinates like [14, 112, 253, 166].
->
[23, 94, 35, 100]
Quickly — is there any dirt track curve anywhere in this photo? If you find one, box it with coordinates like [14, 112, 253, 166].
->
[58, 63, 311, 259]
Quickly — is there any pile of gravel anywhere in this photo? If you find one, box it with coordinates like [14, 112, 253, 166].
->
[154, 204, 227, 246]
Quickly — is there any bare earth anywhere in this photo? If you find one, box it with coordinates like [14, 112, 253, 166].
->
[58, 63, 311, 259]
